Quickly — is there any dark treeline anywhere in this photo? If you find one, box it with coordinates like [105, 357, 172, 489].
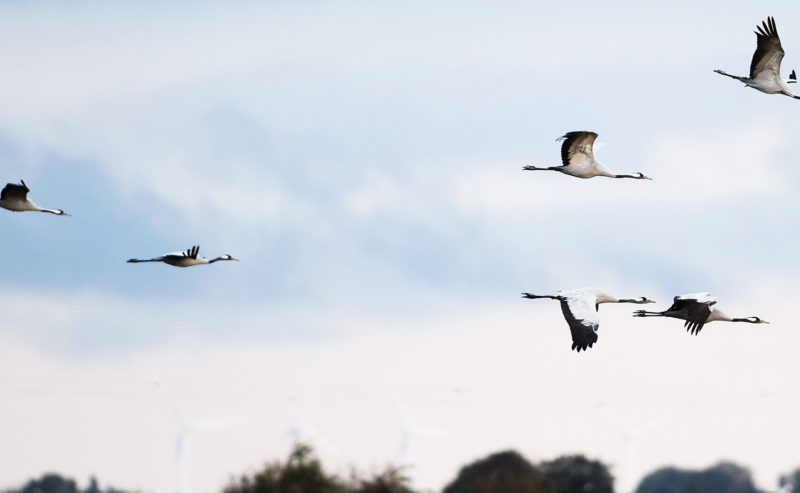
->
[6, 445, 800, 493]
[2, 475, 131, 493]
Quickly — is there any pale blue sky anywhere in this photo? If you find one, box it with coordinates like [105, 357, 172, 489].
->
[1, 2, 800, 492]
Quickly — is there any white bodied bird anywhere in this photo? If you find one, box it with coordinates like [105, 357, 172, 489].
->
[633, 293, 769, 335]
[0, 179, 68, 215]
[523, 131, 651, 180]
[522, 287, 654, 352]
[714, 17, 799, 99]
[127, 245, 237, 267]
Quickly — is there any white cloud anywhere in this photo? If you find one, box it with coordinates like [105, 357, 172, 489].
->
[0, 1, 757, 227]
[1, 3, 799, 493]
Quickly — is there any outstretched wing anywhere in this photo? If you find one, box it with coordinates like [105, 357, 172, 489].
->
[160, 246, 199, 261]
[669, 293, 715, 309]
[558, 131, 598, 167]
[1, 180, 29, 201]
[671, 293, 715, 335]
[750, 17, 785, 79]
[559, 297, 599, 352]
[182, 245, 199, 259]
[683, 302, 712, 335]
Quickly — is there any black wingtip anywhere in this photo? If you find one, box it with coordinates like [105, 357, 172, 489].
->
[791, 69, 797, 81]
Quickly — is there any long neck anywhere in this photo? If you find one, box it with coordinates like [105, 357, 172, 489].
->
[707, 309, 732, 322]
[594, 291, 621, 304]
[617, 298, 648, 304]
[29, 200, 64, 215]
[593, 164, 615, 178]
[778, 78, 797, 97]
[26, 200, 45, 212]
[614, 173, 643, 179]
[207, 257, 225, 264]
[731, 317, 759, 323]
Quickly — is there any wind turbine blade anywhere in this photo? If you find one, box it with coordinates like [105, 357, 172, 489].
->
[607, 412, 673, 437]
[177, 430, 191, 493]
[154, 380, 185, 422]
[284, 426, 302, 442]
[632, 413, 674, 435]
[411, 425, 448, 437]
[299, 389, 315, 425]
[392, 393, 446, 465]
[310, 431, 341, 458]
[175, 430, 185, 463]
[399, 433, 414, 465]
[189, 417, 236, 430]
[392, 393, 417, 428]
[607, 414, 636, 437]
[604, 411, 675, 493]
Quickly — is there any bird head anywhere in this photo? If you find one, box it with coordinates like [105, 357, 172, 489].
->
[221, 254, 238, 261]
[618, 296, 655, 305]
[747, 316, 769, 324]
[636, 172, 652, 180]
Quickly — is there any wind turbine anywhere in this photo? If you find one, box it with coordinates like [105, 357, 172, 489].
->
[392, 393, 447, 466]
[606, 412, 672, 493]
[154, 381, 233, 493]
[274, 388, 340, 458]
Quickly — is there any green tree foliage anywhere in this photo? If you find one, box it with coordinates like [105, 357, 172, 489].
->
[224, 443, 416, 493]
[5, 474, 131, 493]
[636, 462, 762, 493]
[540, 455, 615, 493]
[442, 450, 551, 493]
[634, 468, 689, 493]
[442, 450, 615, 493]
[18, 474, 77, 493]
[348, 467, 415, 493]
[224, 443, 347, 493]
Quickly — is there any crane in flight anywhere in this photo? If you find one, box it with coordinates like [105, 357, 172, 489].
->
[715, 17, 799, 99]
[127, 245, 237, 267]
[0, 179, 68, 215]
[523, 131, 651, 180]
[633, 293, 769, 335]
[522, 288, 654, 352]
